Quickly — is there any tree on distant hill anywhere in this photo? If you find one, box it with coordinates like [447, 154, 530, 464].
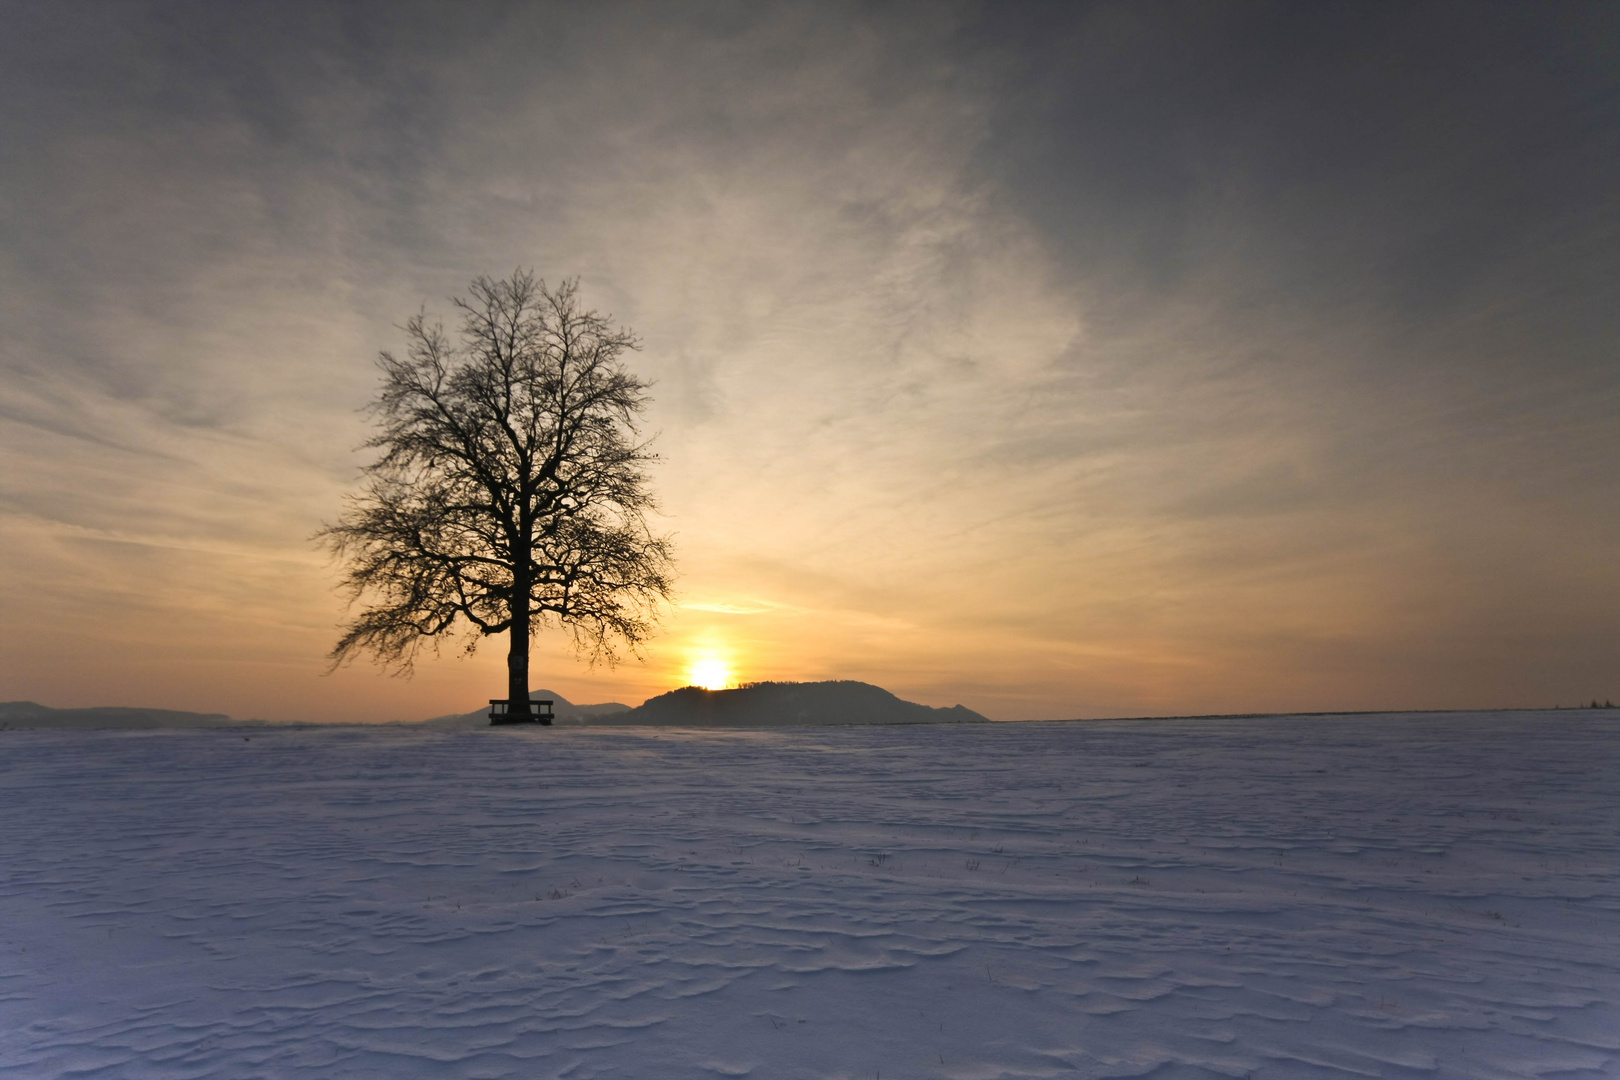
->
[319, 271, 674, 715]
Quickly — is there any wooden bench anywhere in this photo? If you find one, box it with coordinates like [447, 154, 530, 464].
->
[489, 699, 554, 726]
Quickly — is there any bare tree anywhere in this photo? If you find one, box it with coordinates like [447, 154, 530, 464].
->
[319, 271, 674, 716]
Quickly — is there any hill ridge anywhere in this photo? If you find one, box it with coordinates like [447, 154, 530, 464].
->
[596, 679, 990, 727]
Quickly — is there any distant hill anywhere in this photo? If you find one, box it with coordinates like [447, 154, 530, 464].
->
[0, 701, 238, 730]
[3, 682, 986, 732]
[595, 681, 990, 727]
[419, 689, 631, 729]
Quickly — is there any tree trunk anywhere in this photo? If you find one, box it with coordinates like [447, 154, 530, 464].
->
[508, 565, 531, 716]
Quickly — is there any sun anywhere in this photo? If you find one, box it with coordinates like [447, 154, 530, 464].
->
[688, 658, 732, 691]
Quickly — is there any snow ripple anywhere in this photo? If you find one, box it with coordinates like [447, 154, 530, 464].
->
[1, 712, 1616, 1078]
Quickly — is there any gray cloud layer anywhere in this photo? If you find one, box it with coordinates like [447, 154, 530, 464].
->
[1, 1, 1615, 720]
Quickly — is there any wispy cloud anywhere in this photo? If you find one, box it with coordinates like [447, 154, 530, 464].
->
[1, 2, 1615, 720]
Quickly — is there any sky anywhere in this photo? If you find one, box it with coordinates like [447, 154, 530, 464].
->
[1, 1, 1616, 723]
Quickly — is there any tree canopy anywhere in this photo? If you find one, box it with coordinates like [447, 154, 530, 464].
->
[320, 271, 674, 709]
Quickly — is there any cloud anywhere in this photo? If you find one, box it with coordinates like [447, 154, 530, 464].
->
[1, 1, 1615, 721]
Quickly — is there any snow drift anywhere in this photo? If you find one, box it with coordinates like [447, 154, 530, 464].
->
[1, 711, 1614, 1077]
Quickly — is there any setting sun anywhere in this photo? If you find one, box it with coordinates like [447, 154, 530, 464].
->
[687, 658, 732, 691]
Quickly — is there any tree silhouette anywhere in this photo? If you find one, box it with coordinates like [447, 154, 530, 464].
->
[320, 271, 673, 715]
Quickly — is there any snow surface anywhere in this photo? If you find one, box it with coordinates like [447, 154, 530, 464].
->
[2, 711, 1617, 1079]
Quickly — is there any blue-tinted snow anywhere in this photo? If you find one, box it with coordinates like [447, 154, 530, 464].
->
[1, 712, 1616, 1078]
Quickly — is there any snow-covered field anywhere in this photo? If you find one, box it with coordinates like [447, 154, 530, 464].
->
[2, 712, 1617, 1079]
